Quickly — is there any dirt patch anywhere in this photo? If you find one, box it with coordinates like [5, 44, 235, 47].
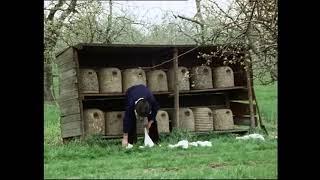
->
[244, 160, 273, 166]
[245, 161, 257, 165]
[143, 167, 179, 173]
[164, 167, 179, 171]
[208, 162, 228, 168]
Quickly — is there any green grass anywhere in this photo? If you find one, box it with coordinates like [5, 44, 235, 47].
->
[45, 136, 277, 179]
[44, 104, 61, 145]
[44, 84, 277, 179]
[254, 83, 277, 123]
[254, 83, 278, 134]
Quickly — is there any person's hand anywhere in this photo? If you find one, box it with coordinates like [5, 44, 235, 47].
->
[143, 118, 149, 128]
[122, 138, 128, 147]
[146, 120, 154, 129]
[122, 133, 128, 147]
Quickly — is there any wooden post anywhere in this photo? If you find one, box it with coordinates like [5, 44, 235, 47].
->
[245, 59, 255, 128]
[74, 48, 85, 140]
[173, 48, 179, 128]
[253, 88, 269, 135]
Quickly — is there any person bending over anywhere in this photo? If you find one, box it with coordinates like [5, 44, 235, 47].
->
[122, 84, 160, 147]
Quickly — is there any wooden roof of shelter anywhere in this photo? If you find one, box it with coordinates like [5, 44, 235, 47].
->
[56, 43, 247, 58]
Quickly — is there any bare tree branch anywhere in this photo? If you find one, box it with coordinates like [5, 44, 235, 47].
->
[194, 0, 206, 44]
[45, 0, 78, 63]
[104, 0, 113, 44]
[58, 0, 77, 22]
[87, 15, 94, 43]
[174, 23, 200, 44]
[46, 0, 65, 21]
[111, 23, 127, 42]
[174, 15, 204, 26]
[244, 0, 257, 35]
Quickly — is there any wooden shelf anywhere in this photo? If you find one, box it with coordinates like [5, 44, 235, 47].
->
[175, 86, 247, 97]
[178, 86, 247, 95]
[81, 86, 247, 101]
[101, 128, 249, 139]
[57, 44, 254, 140]
[82, 91, 171, 97]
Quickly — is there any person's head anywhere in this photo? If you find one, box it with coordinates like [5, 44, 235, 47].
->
[135, 98, 151, 117]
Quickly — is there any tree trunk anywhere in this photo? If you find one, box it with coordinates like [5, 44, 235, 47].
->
[44, 62, 54, 102]
[44, 0, 78, 103]
[195, 0, 205, 44]
[104, 0, 113, 44]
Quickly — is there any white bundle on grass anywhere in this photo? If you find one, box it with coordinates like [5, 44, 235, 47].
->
[144, 128, 155, 147]
[168, 140, 212, 149]
[126, 143, 133, 149]
[236, 133, 265, 141]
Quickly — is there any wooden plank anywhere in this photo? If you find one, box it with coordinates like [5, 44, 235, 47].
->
[59, 68, 77, 80]
[62, 136, 81, 144]
[61, 120, 82, 131]
[81, 87, 246, 99]
[56, 48, 74, 66]
[173, 47, 179, 129]
[82, 91, 170, 97]
[59, 98, 80, 116]
[78, 99, 85, 139]
[58, 60, 77, 72]
[102, 135, 123, 139]
[58, 89, 79, 102]
[230, 100, 256, 104]
[59, 74, 78, 84]
[213, 129, 249, 134]
[181, 86, 247, 93]
[83, 93, 125, 97]
[102, 134, 155, 139]
[82, 96, 125, 101]
[60, 80, 78, 95]
[58, 75, 78, 99]
[211, 105, 228, 109]
[71, 49, 84, 137]
[175, 92, 225, 97]
[240, 115, 258, 118]
[60, 88, 78, 98]
[62, 128, 82, 138]
[163, 105, 226, 111]
[168, 86, 247, 96]
[60, 114, 81, 124]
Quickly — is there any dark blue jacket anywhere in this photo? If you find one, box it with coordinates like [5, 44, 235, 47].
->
[123, 84, 160, 133]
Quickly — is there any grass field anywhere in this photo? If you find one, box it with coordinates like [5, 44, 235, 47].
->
[44, 83, 277, 179]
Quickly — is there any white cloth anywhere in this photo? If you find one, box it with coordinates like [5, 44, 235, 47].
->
[168, 140, 212, 149]
[126, 128, 155, 149]
[144, 128, 155, 147]
[128, 139, 212, 149]
[196, 141, 212, 147]
[126, 143, 133, 149]
[236, 133, 265, 141]
[168, 140, 188, 149]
